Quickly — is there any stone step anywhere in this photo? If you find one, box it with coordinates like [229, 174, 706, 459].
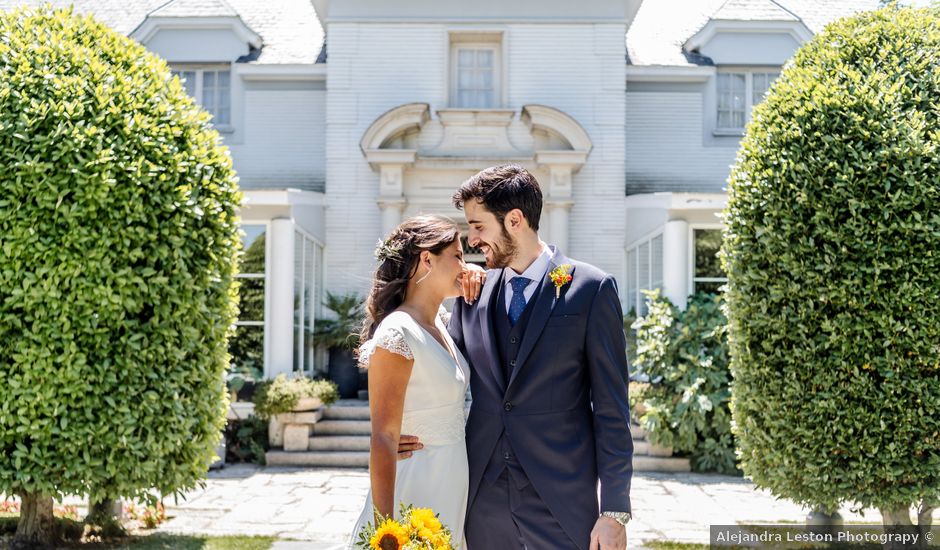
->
[308, 435, 370, 452]
[266, 450, 369, 468]
[322, 405, 370, 421]
[312, 419, 371, 435]
[631, 423, 647, 440]
[633, 455, 691, 473]
[632, 440, 674, 457]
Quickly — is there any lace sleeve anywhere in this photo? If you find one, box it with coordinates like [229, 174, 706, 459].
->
[438, 304, 451, 325]
[358, 326, 413, 368]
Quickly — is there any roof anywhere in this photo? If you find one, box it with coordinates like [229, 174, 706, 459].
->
[150, 0, 238, 18]
[710, 0, 799, 22]
[0, 0, 324, 64]
[627, 0, 880, 66]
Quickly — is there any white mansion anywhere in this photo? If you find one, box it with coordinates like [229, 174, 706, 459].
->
[1, 0, 877, 380]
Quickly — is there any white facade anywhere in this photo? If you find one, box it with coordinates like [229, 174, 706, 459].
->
[2, 0, 879, 378]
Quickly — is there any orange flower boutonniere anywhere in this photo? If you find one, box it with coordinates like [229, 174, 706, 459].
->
[549, 264, 573, 299]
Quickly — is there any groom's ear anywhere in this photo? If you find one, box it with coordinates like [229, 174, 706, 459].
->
[504, 208, 527, 232]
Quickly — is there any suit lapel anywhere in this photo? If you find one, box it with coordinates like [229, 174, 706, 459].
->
[476, 268, 506, 392]
[507, 247, 575, 390]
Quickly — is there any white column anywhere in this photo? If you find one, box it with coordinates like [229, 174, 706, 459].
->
[377, 198, 406, 237]
[267, 217, 295, 379]
[662, 219, 689, 310]
[377, 163, 406, 236]
[545, 200, 574, 253]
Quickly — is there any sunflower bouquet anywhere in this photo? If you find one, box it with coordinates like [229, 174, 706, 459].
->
[356, 504, 456, 550]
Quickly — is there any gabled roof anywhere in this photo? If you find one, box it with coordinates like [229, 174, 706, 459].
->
[150, 0, 238, 18]
[627, 0, 880, 67]
[0, 0, 323, 64]
[710, 0, 800, 22]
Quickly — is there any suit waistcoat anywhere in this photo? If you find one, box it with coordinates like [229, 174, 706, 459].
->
[483, 274, 537, 485]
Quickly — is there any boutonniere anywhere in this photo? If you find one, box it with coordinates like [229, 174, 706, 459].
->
[548, 264, 573, 299]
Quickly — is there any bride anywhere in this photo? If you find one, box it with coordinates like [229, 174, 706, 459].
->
[348, 215, 477, 549]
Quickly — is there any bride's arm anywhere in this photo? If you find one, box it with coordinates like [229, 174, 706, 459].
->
[367, 346, 414, 521]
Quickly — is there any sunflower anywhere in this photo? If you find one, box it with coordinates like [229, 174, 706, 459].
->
[408, 507, 443, 540]
[370, 518, 409, 550]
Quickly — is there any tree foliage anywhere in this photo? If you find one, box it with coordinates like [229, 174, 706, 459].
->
[721, 5, 940, 514]
[0, 5, 242, 510]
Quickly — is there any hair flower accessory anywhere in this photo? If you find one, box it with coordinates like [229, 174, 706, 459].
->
[374, 238, 404, 262]
[548, 264, 573, 299]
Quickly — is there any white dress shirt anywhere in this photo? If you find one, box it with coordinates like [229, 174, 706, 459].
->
[504, 245, 552, 314]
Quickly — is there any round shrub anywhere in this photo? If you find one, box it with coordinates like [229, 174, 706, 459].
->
[721, 5, 940, 517]
[0, 4, 241, 523]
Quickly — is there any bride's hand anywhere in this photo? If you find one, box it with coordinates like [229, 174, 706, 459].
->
[461, 264, 487, 304]
[397, 434, 423, 460]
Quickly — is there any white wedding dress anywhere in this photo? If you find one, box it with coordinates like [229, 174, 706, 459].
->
[347, 309, 470, 549]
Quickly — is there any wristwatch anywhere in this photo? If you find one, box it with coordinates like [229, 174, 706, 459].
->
[601, 511, 632, 526]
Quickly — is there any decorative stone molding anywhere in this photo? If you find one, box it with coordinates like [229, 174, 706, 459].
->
[360, 103, 430, 161]
[428, 108, 519, 157]
[521, 104, 593, 153]
[359, 103, 593, 246]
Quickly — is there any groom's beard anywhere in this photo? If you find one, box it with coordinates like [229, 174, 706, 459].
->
[484, 227, 518, 269]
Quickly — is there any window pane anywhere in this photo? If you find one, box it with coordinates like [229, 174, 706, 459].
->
[752, 72, 778, 105]
[457, 90, 472, 108]
[477, 49, 493, 68]
[694, 229, 724, 279]
[240, 225, 266, 273]
[173, 70, 197, 97]
[718, 73, 746, 129]
[458, 68, 474, 89]
[237, 278, 265, 322]
[304, 239, 316, 372]
[229, 325, 264, 379]
[293, 234, 305, 372]
[638, 242, 650, 316]
[480, 90, 494, 108]
[481, 69, 493, 89]
[625, 248, 638, 316]
[651, 234, 663, 290]
[458, 49, 474, 67]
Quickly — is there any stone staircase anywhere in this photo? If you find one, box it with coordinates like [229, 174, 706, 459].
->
[267, 400, 690, 472]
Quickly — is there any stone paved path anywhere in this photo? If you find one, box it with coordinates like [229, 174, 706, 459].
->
[142, 465, 937, 548]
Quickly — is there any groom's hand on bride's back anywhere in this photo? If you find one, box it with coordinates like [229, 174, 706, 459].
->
[460, 264, 486, 304]
[397, 435, 423, 460]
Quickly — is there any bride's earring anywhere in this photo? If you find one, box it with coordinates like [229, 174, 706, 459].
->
[414, 265, 432, 285]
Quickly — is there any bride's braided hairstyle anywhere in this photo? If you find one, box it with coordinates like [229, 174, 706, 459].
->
[359, 215, 459, 344]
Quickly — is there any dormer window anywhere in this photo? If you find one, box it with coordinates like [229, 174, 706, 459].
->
[172, 66, 232, 128]
[449, 31, 503, 109]
[716, 69, 779, 133]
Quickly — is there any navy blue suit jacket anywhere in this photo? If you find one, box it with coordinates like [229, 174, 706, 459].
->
[448, 246, 633, 546]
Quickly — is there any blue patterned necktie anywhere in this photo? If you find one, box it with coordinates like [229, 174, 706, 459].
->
[508, 277, 533, 327]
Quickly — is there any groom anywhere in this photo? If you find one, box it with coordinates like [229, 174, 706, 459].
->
[405, 164, 633, 549]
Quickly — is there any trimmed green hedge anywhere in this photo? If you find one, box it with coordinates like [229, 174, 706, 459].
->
[632, 291, 736, 474]
[0, 7, 241, 504]
[721, 5, 940, 512]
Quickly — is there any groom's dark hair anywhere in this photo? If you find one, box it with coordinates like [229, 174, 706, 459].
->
[453, 164, 542, 231]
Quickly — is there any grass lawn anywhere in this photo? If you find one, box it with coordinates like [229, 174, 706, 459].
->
[1, 516, 276, 549]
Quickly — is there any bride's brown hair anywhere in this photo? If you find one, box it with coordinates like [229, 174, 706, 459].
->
[359, 215, 460, 344]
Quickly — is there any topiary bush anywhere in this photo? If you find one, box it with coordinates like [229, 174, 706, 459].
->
[0, 6, 242, 546]
[721, 4, 940, 530]
[632, 291, 736, 474]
